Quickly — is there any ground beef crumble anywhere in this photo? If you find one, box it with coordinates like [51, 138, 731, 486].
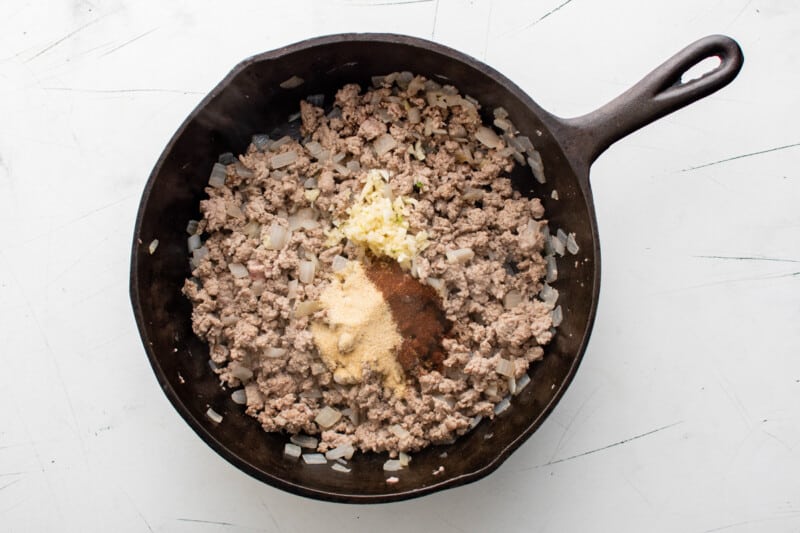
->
[183, 73, 555, 455]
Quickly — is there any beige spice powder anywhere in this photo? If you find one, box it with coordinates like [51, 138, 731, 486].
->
[310, 261, 406, 394]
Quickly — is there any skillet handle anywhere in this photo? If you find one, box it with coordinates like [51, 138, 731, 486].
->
[558, 35, 743, 167]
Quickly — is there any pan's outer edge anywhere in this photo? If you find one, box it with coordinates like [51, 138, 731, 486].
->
[129, 32, 601, 504]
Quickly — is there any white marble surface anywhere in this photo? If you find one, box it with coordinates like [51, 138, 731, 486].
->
[1, 1, 798, 531]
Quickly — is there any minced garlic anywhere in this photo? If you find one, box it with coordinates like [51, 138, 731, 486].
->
[325, 169, 428, 268]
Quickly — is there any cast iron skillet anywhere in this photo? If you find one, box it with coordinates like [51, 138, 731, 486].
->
[130, 33, 743, 503]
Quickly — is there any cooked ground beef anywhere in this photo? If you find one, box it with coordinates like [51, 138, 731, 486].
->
[183, 73, 554, 455]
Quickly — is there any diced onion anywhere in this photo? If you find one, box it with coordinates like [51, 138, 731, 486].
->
[230, 366, 253, 381]
[528, 151, 546, 184]
[315, 406, 342, 429]
[516, 135, 535, 153]
[206, 407, 223, 423]
[306, 93, 324, 107]
[298, 260, 316, 284]
[446, 248, 474, 264]
[148, 239, 159, 254]
[252, 134, 270, 151]
[407, 107, 421, 124]
[399, 452, 411, 467]
[331, 255, 348, 273]
[265, 347, 287, 359]
[271, 150, 298, 169]
[331, 463, 351, 473]
[186, 220, 199, 234]
[284, 443, 302, 458]
[514, 374, 531, 395]
[494, 118, 513, 132]
[389, 425, 410, 439]
[495, 358, 515, 378]
[295, 300, 322, 317]
[551, 234, 566, 256]
[265, 223, 290, 250]
[503, 290, 522, 310]
[287, 279, 299, 299]
[475, 126, 502, 149]
[187, 234, 202, 252]
[302, 453, 327, 465]
[269, 136, 292, 151]
[325, 444, 355, 461]
[373, 134, 397, 157]
[290, 434, 319, 449]
[493, 107, 509, 119]
[566, 233, 579, 255]
[508, 376, 517, 396]
[545, 255, 558, 283]
[493, 397, 511, 415]
[383, 459, 403, 472]
[386, 476, 400, 484]
[208, 163, 227, 187]
[461, 188, 484, 202]
[468, 415, 483, 431]
[228, 263, 248, 278]
[552, 305, 564, 327]
[279, 75, 304, 89]
[540, 283, 559, 308]
[303, 177, 318, 189]
[231, 389, 247, 404]
[426, 277, 445, 297]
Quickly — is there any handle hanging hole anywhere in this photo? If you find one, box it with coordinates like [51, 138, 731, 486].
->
[680, 55, 722, 84]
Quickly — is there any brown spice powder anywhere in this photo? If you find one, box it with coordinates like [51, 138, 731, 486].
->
[365, 261, 452, 373]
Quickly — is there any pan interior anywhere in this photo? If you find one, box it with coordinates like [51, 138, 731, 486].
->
[131, 35, 598, 502]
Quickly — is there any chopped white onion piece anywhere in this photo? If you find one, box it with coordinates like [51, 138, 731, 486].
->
[306, 93, 324, 107]
[551, 234, 566, 256]
[271, 150, 298, 169]
[494, 118, 513, 132]
[446, 248, 474, 265]
[331, 463, 351, 473]
[148, 239, 159, 254]
[399, 452, 411, 467]
[528, 151, 546, 184]
[514, 374, 531, 395]
[302, 453, 327, 465]
[228, 263, 248, 278]
[283, 443, 302, 458]
[540, 283, 559, 308]
[331, 255, 348, 273]
[243, 220, 262, 239]
[346, 160, 361, 173]
[231, 389, 247, 404]
[495, 358, 515, 378]
[269, 136, 292, 151]
[389, 425, 410, 439]
[230, 366, 253, 381]
[383, 459, 403, 472]
[461, 188, 484, 202]
[373, 134, 397, 157]
[290, 434, 319, 449]
[325, 444, 355, 461]
[265, 223, 290, 250]
[493, 107, 509, 119]
[493, 396, 511, 415]
[475, 126, 502, 149]
[265, 347, 287, 359]
[187, 234, 202, 252]
[468, 415, 483, 431]
[305, 141, 324, 159]
[426, 277, 445, 297]
[407, 107, 421, 124]
[315, 406, 342, 429]
[208, 163, 227, 187]
[186, 220, 199, 234]
[303, 177, 318, 189]
[386, 476, 400, 484]
[508, 376, 517, 396]
[191, 246, 209, 269]
[287, 279, 299, 299]
[298, 260, 316, 284]
[305, 189, 320, 202]
[551, 305, 564, 327]
[566, 233, 579, 255]
[279, 75, 304, 89]
[206, 407, 223, 423]
[545, 255, 558, 284]
[516, 135, 535, 153]
[300, 388, 322, 399]
[503, 290, 522, 310]
[294, 300, 322, 317]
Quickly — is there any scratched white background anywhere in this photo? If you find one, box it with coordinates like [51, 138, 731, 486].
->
[1, 0, 799, 531]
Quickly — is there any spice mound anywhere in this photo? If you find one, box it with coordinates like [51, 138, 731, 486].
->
[310, 261, 405, 392]
[183, 71, 565, 456]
